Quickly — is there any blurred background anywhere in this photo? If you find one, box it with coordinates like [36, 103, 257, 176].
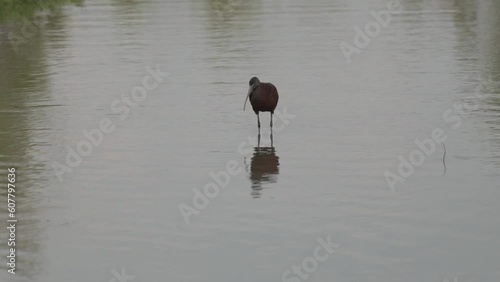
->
[0, 0, 499, 281]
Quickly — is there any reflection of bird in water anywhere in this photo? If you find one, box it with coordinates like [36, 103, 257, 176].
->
[246, 146, 279, 198]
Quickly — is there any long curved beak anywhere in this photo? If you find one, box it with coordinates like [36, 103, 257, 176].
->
[243, 85, 254, 111]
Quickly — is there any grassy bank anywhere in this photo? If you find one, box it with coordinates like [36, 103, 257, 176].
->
[0, 0, 82, 21]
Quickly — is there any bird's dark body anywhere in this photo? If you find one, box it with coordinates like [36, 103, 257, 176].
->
[244, 77, 279, 134]
[249, 82, 279, 114]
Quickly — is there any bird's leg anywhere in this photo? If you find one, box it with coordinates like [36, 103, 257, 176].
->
[257, 113, 260, 131]
[257, 133, 261, 148]
[270, 133, 273, 148]
[270, 113, 273, 133]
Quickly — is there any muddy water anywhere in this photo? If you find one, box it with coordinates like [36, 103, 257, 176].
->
[0, 0, 499, 281]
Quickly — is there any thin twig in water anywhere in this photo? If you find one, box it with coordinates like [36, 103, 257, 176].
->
[442, 142, 447, 176]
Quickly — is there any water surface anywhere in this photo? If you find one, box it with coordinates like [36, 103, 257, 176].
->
[0, 0, 499, 281]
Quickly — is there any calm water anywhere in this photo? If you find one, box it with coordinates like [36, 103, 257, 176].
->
[1, 0, 499, 281]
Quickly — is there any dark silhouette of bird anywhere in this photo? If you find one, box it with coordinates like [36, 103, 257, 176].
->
[243, 77, 279, 132]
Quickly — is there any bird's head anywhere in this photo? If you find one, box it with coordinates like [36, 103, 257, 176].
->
[244, 77, 260, 111]
[249, 76, 260, 87]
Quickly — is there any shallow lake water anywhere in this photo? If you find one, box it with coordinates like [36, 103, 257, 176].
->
[0, 0, 499, 281]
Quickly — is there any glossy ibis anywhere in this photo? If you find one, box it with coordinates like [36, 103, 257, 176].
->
[243, 77, 279, 132]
